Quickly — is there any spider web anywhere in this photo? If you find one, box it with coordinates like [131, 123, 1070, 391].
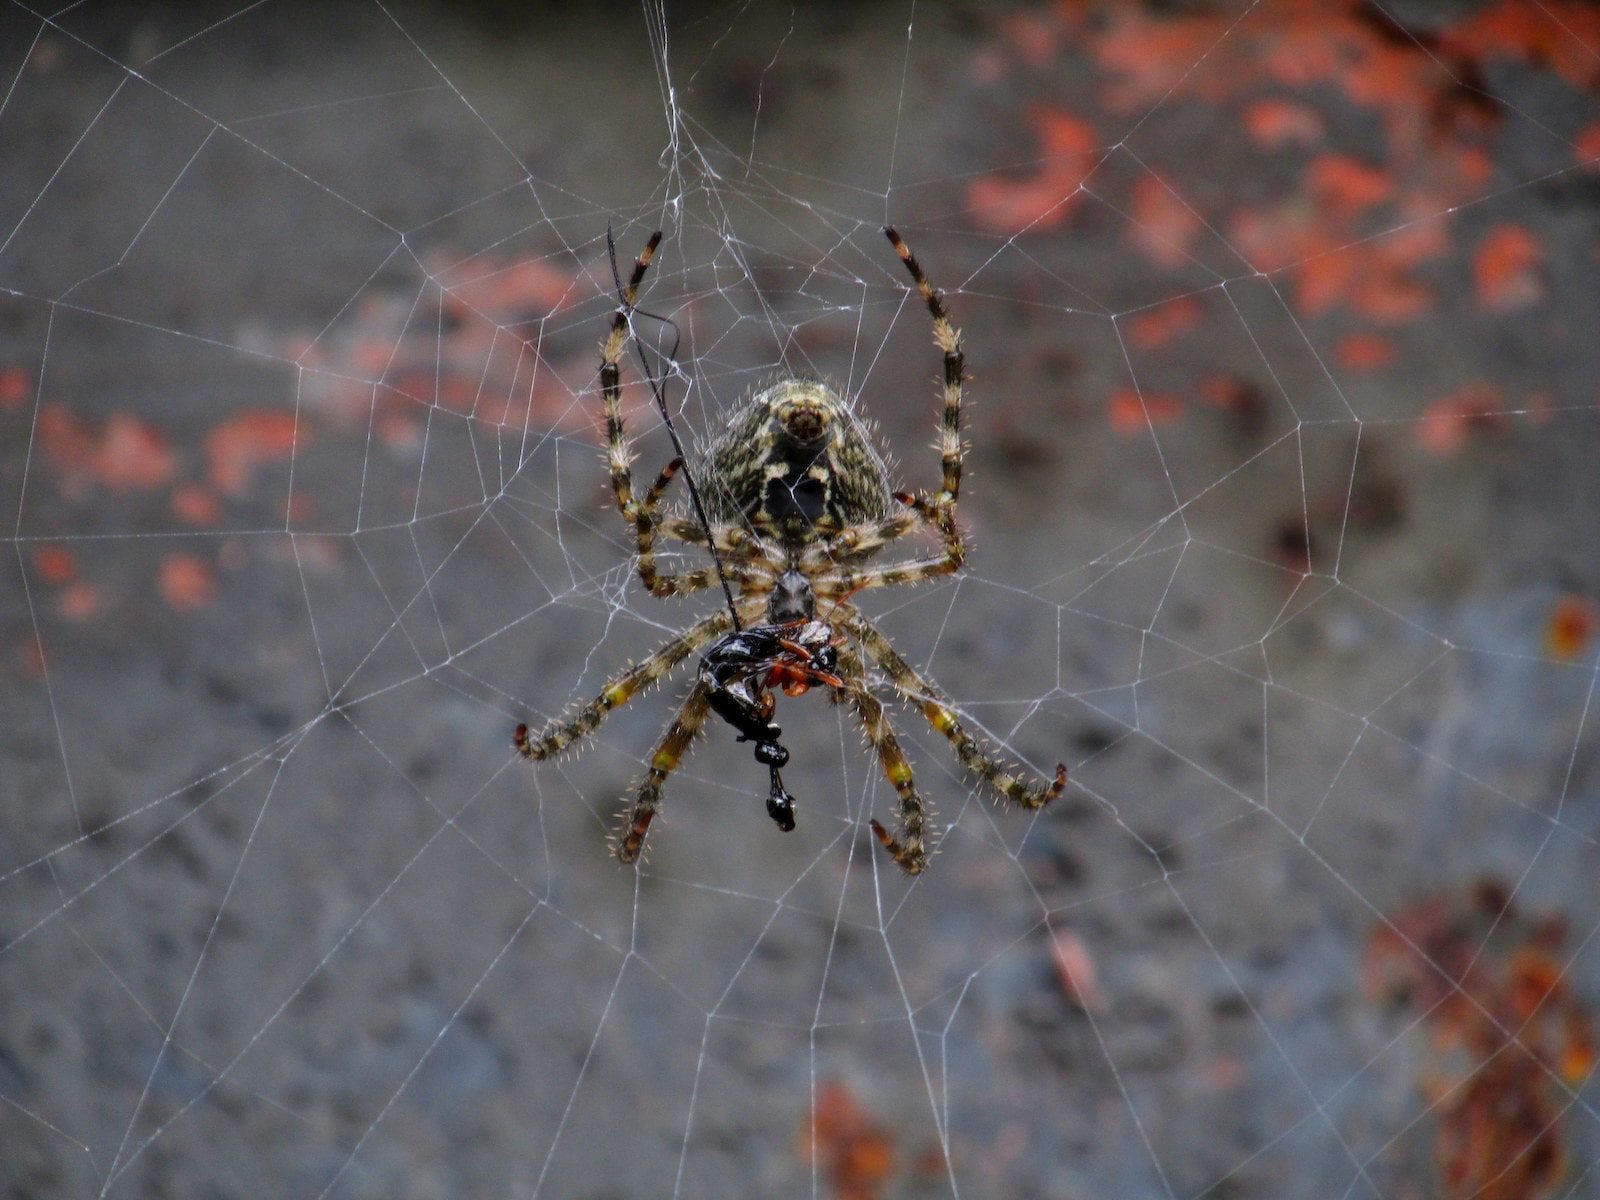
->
[3, 2, 1600, 1197]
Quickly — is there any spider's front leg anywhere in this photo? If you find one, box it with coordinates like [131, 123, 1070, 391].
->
[845, 611, 1066, 811]
[600, 230, 661, 526]
[886, 226, 964, 508]
[816, 493, 964, 596]
[632, 457, 771, 599]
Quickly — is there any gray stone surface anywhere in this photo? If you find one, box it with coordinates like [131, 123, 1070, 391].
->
[2, 2, 1598, 1197]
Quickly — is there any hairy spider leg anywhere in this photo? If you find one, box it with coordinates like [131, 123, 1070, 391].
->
[598, 235, 761, 602]
[515, 610, 734, 762]
[599, 231, 661, 521]
[633, 456, 775, 599]
[846, 678, 933, 876]
[886, 226, 964, 507]
[845, 611, 1066, 810]
[615, 682, 714, 863]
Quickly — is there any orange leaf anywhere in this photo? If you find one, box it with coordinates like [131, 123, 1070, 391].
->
[965, 108, 1097, 235]
[442, 255, 580, 323]
[1127, 175, 1203, 268]
[1050, 928, 1107, 1013]
[1093, 9, 1233, 109]
[1578, 123, 1600, 167]
[1128, 295, 1203, 349]
[1473, 224, 1542, 312]
[1337, 334, 1395, 370]
[1108, 387, 1180, 433]
[1443, 0, 1600, 90]
[95, 414, 178, 491]
[1307, 154, 1391, 221]
[999, 11, 1062, 68]
[0, 366, 29, 412]
[1294, 250, 1363, 317]
[1416, 384, 1502, 455]
[170, 484, 221, 526]
[32, 545, 75, 586]
[57, 583, 101, 622]
[1243, 99, 1324, 148]
[801, 1081, 896, 1200]
[158, 553, 217, 612]
[1545, 595, 1598, 662]
[1351, 270, 1432, 324]
[204, 410, 301, 497]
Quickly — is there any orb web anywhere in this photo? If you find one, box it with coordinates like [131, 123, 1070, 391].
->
[2, 3, 1599, 1197]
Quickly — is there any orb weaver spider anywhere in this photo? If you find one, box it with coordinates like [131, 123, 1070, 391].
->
[516, 228, 1065, 873]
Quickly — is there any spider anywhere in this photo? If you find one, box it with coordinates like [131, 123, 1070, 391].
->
[514, 227, 1066, 874]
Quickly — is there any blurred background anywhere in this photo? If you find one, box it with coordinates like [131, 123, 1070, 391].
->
[3, 1, 1599, 1196]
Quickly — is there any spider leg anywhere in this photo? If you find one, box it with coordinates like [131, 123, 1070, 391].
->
[514, 609, 733, 762]
[844, 610, 1066, 810]
[844, 679, 931, 876]
[599, 231, 662, 528]
[661, 517, 770, 560]
[615, 681, 713, 864]
[886, 227, 964, 507]
[816, 501, 964, 595]
[808, 511, 920, 564]
[800, 495, 964, 597]
[634, 458, 772, 598]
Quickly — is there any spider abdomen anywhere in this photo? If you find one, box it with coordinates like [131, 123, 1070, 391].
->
[699, 378, 893, 547]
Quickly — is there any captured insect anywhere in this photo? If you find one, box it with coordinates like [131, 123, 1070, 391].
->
[515, 227, 1065, 873]
[696, 615, 845, 834]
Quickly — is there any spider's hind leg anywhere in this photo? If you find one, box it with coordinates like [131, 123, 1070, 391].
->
[835, 647, 930, 875]
[615, 681, 713, 864]
[851, 685, 931, 876]
[848, 612, 1066, 811]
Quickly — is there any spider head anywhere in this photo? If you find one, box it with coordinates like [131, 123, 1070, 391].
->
[701, 378, 893, 547]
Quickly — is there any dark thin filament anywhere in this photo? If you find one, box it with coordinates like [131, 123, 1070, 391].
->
[606, 226, 743, 631]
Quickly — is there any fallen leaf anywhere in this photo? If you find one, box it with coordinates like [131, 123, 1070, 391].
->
[170, 484, 221, 526]
[1127, 175, 1204, 268]
[1473, 224, 1542, 312]
[1337, 334, 1395, 370]
[1307, 154, 1391, 221]
[799, 1081, 897, 1200]
[158, 553, 217, 612]
[1128, 295, 1203, 349]
[965, 107, 1098, 235]
[1243, 99, 1325, 147]
[95, 414, 177, 491]
[57, 583, 101, 622]
[1050, 927, 1108, 1013]
[1109, 387, 1181, 434]
[204, 410, 301, 497]
[1443, 0, 1600, 91]
[1416, 384, 1503, 455]
[0, 366, 30, 412]
[32, 545, 75, 585]
[1545, 595, 1598, 662]
[1578, 123, 1600, 167]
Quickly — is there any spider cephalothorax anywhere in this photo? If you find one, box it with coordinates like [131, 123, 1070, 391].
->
[514, 228, 1066, 874]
